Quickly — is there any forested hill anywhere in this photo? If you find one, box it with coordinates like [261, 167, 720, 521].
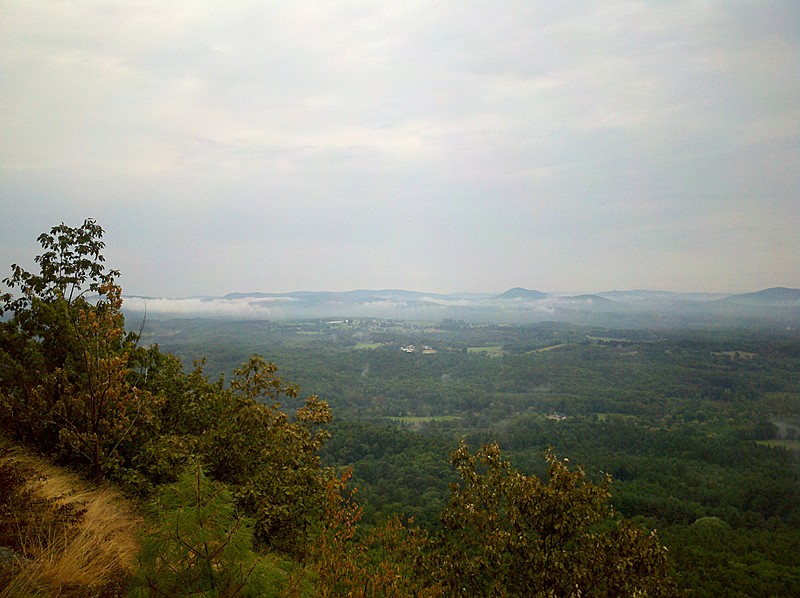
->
[497, 287, 549, 300]
[722, 286, 800, 304]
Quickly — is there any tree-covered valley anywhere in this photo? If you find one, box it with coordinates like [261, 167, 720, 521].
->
[134, 315, 800, 595]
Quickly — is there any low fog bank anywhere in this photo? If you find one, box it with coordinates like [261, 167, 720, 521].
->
[122, 288, 800, 328]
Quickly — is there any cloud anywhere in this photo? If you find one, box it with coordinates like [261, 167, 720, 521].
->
[2, 1, 799, 296]
[122, 294, 297, 318]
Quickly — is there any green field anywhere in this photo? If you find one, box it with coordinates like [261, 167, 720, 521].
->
[385, 415, 462, 429]
[757, 439, 800, 451]
[467, 345, 504, 356]
[386, 415, 461, 423]
[352, 342, 386, 350]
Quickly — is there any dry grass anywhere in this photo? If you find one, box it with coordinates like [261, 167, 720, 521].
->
[0, 444, 142, 597]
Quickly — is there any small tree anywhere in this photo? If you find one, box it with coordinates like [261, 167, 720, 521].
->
[431, 441, 675, 597]
[0, 220, 158, 479]
[308, 469, 442, 597]
[129, 463, 305, 597]
[55, 280, 158, 479]
[1, 219, 115, 448]
[200, 355, 333, 555]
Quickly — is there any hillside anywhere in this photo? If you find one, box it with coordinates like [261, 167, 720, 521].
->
[496, 287, 549, 300]
[0, 435, 141, 596]
[722, 287, 800, 305]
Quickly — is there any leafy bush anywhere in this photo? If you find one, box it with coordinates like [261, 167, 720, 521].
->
[129, 463, 309, 597]
[430, 441, 675, 596]
[200, 355, 333, 556]
[308, 469, 442, 597]
[0, 220, 160, 481]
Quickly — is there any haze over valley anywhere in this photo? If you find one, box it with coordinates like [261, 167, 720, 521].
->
[123, 285, 800, 327]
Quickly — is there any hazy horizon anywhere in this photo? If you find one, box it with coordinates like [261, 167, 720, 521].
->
[122, 285, 750, 300]
[2, 2, 799, 297]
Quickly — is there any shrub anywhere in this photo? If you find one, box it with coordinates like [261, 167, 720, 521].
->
[129, 463, 309, 597]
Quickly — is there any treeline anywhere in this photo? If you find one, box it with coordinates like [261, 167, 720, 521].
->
[320, 416, 800, 595]
[0, 220, 673, 596]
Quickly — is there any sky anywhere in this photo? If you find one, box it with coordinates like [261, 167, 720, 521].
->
[1, 1, 799, 297]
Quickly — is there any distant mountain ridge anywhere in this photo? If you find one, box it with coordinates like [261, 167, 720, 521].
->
[497, 287, 549, 300]
[722, 287, 800, 305]
[596, 290, 726, 303]
[123, 287, 800, 327]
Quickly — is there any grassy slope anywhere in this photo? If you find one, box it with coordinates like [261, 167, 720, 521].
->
[0, 436, 141, 597]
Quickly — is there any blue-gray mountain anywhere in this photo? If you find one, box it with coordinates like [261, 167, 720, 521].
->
[497, 287, 549, 300]
[720, 287, 800, 305]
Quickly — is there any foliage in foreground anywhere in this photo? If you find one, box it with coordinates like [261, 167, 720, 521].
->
[0, 220, 334, 558]
[309, 469, 442, 597]
[0, 219, 157, 481]
[432, 441, 674, 596]
[129, 463, 310, 597]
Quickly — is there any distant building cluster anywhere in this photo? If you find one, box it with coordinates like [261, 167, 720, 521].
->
[546, 412, 569, 422]
[400, 344, 437, 354]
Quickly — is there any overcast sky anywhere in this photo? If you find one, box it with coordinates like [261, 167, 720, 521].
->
[2, 1, 798, 297]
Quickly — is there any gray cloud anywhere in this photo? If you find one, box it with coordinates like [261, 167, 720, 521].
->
[2, 1, 798, 297]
